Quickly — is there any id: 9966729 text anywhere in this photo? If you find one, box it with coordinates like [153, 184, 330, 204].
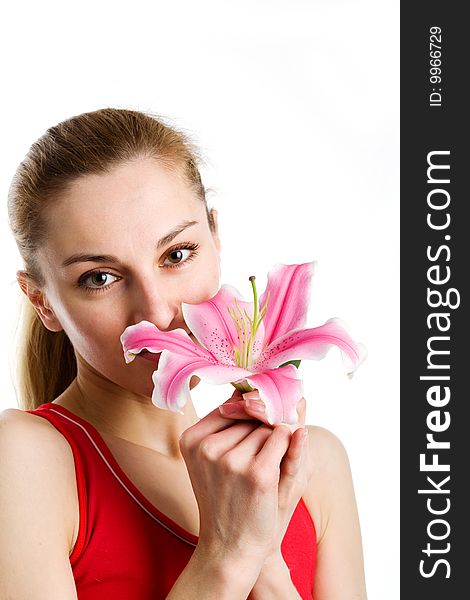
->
[429, 26, 442, 107]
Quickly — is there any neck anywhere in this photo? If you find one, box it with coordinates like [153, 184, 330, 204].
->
[54, 368, 199, 459]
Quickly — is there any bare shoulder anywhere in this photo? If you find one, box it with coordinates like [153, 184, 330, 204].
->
[0, 406, 77, 464]
[303, 425, 355, 541]
[0, 406, 78, 503]
[303, 425, 367, 597]
[306, 424, 350, 468]
[0, 407, 79, 550]
[1, 404, 57, 431]
[0, 407, 79, 598]
[305, 425, 353, 490]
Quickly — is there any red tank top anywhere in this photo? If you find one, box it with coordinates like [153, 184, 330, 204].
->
[26, 402, 317, 598]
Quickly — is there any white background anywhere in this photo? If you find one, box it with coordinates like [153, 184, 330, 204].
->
[0, 1, 399, 597]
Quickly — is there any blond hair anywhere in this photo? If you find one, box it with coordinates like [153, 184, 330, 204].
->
[8, 108, 215, 410]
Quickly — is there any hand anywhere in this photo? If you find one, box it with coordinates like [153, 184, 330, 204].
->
[218, 391, 312, 558]
[179, 389, 296, 571]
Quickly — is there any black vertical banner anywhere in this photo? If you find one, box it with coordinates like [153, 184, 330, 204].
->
[401, 4, 467, 598]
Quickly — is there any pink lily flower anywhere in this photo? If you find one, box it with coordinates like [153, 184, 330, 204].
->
[120, 262, 366, 425]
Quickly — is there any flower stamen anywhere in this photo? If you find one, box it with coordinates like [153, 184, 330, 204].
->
[227, 276, 270, 370]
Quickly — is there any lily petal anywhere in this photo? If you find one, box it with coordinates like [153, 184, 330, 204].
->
[254, 318, 366, 375]
[245, 365, 304, 425]
[259, 262, 315, 346]
[152, 350, 253, 413]
[120, 320, 209, 363]
[182, 285, 265, 366]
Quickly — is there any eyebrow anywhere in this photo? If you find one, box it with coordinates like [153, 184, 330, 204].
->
[61, 219, 199, 267]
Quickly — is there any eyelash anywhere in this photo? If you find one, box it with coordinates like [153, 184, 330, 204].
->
[77, 242, 200, 294]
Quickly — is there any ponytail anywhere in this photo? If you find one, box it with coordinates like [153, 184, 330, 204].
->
[14, 295, 76, 410]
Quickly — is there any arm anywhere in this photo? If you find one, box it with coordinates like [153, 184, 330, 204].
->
[0, 409, 78, 599]
[166, 547, 264, 600]
[247, 553, 302, 599]
[305, 426, 367, 600]
[238, 418, 366, 600]
[166, 397, 298, 599]
[248, 426, 367, 600]
[219, 394, 310, 600]
[246, 424, 309, 599]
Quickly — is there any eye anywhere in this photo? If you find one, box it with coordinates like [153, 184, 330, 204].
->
[78, 270, 120, 293]
[162, 243, 200, 269]
[163, 248, 191, 266]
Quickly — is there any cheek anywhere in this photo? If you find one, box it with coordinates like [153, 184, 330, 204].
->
[58, 303, 124, 364]
[183, 253, 220, 303]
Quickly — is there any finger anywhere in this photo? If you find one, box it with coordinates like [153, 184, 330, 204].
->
[223, 423, 276, 463]
[198, 420, 263, 461]
[241, 390, 273, 425]
[303, 427, 314, 480]
[242, 390, 306, 430]
[278, 428, 310, 500]
[217, 389, 248, 417]
[182, 394, 250, 446]
[244, 399, 270, 422]
[254, 424, 293, 473]
[296, 397, 306, 428]
[218, 389, 271, 425]
[280, 427, 308, 478]
[218, 400, 260, 420]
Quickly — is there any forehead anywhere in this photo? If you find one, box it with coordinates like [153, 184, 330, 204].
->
[42, 158, 203, 258]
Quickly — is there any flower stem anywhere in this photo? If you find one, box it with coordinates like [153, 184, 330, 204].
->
[232, 380, 254, 393]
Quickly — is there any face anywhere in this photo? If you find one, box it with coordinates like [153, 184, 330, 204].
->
[25, 158, 221, 399]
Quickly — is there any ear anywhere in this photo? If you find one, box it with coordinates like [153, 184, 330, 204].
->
[210, 208, 221, 253]
[16, 271, 63, 333]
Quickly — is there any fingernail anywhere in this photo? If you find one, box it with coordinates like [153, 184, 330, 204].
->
[219, 403, 240, 415]
[302, 429, 309, 445]
[243, 390, 261, 401]
[245, 399, 265, 414]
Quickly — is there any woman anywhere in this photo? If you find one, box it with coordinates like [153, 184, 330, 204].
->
[0, 108, 367, 599]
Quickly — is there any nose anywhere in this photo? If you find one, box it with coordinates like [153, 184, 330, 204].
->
[130, 277, 180, 331]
